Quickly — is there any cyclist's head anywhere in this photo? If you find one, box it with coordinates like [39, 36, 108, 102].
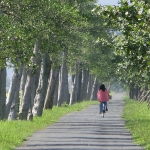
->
[99, 84, 106, 91]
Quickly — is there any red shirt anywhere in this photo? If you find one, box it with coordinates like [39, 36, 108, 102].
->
[97, 90, 109, 102]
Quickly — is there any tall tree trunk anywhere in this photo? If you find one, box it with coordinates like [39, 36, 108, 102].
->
[69, 63, 79, 105]
[19, 38, 41, 120]
[32, 54, 51, 116]
[57, 50, 69, 106]
[63, 63, 69, 105]
[90, 77, 98, 100]
[95, 81, 99, 100]
[53, 77, 59, 106]
[19, 66, 27, 110]
[44, 66, 60, 109]
[8, 83, 20, 120]
[86, 75, 94, 100]
[76, 63, 82, 102]
[18, 71, 35, 120]
[30, 66, 41, 112]
[80, 68, 89, 100]
[6, 67, 23, 120]
[0, 68, 6, 120]
[133, 86, 139, 100]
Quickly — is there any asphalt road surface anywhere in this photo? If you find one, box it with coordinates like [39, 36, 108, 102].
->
[15, 93, 143, 150]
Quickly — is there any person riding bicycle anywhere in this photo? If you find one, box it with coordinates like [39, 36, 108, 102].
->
[97, 84, 109, 114]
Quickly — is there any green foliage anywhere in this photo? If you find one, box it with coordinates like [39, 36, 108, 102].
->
[94, 0, 150, 87]
[122, 97, 150, 150]
[0, 0, 89, 67]
[0, 0, 114, 84]
[0, 100, 97, 150]
[0, 0, 114, 83]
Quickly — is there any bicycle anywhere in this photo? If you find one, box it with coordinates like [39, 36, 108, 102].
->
[101, 102, 107, 118]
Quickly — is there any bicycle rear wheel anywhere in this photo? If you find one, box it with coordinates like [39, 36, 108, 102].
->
[102, 110, 105, 118]
[102, 102, 106, 118]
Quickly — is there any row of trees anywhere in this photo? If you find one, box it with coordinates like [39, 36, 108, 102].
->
[94, 0, 150, 105]
[0, 0, 114, 120]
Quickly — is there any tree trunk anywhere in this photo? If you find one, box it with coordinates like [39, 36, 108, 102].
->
[80, 68, 89, 100]
[19, 38, 41, 120]
[90, 77, 98, 100]
[0, 68, 6, 120]
[19, 66, 27, 110]
[86, 75, 94, 100]
[63, 63, 69, 105]
[76, 63, 82, 102]
[6, 67, 23, 120]
[30, 66, 41, 112]
[53, 77, 59, 106]
[57, 50, 69, 106]
[133, 86, 139, 100]
[44, 66, 60, 109]
[32, 54, 51, 116]
[69, 63, 79, 105]
[19, 71, 35, 120]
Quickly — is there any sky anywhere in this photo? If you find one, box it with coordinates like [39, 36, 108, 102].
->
[97, 0, 119, 5]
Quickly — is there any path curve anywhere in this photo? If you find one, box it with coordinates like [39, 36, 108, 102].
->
[15, 93, 143, 150]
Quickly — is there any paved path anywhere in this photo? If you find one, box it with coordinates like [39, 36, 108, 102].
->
[15, 93, 143, 150]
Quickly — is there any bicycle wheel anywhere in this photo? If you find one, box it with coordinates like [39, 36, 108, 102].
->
[102, 111, 105, 118]
[102, 103, 105, 118]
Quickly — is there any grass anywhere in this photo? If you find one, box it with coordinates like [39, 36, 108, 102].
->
[0, 100, 97, 150]
[122, 96, 150, 150]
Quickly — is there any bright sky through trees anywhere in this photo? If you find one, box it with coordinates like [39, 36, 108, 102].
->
[97, 0, 119, 5]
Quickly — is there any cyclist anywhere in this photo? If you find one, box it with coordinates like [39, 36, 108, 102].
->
[97, 84, 109, 114]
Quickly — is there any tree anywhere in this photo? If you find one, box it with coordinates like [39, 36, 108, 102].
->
[5, 67, 22, 119]
[94, 0, 150, 104]
[0, 0, 115, 120]
[0, 68, 6, 120]
[32, 54, 51, 117]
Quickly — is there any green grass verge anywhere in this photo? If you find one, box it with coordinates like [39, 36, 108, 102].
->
[122, 96, 150, 150]
[0, 100, 97, 150]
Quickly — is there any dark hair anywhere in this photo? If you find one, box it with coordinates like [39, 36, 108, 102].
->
[99, 84, 106, 91]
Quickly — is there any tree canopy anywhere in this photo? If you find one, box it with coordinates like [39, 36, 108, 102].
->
[0, 0, 114, 84]
[3, 0, 149, 88]
[93, 0, 150, 87]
